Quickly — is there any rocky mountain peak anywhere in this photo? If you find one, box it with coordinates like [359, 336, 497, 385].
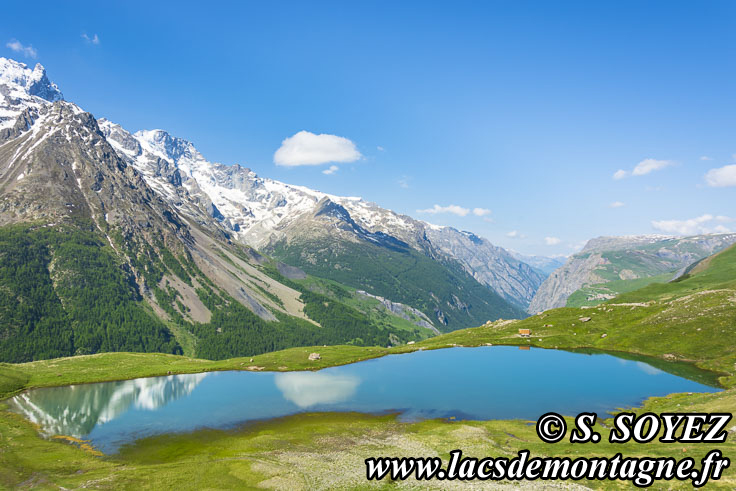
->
[0, 58, 63, 103]
[134, 129, 203, 167]
[529, 232, 736, 313]
[98, 119, 142, 156]
[0, 58, 64, 132]
[28, 63, 63, 102]
[313, 198, 352, 222]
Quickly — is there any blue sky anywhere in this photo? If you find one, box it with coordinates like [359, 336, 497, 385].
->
[2, 1, 735, 255]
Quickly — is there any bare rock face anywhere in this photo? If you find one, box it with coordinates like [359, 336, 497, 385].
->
[0, 58, 63, 130]
[276, 262, 306, 280]
[529, 252, 608, 313]
[423, 228, 546, 308]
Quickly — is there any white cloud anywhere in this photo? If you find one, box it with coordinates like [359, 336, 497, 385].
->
[416, 204, 470, 216]
[506, 230, 526, 239]
[377, 146, 385, 151]
[544, 237, 561, 246]
[700, 156, 713, 161]
[613, 159, 675, 180]
[274, 130, 362, 167]
[632, 159, 675, 176]
[416, 205, 490, 217]
[322, 165, 339, 175]
[651, 214, 732, 235]
[609, 201, 625, 208]
[613, 169, 628, 180]
[398, 177, 410, 189]
[705, 164, 736, 187]
[6, 39, 37, 58]
[82, 33, 100, 45]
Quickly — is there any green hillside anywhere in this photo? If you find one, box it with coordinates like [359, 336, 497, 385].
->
[294, 275, 438, 340]
[613, 242, 736, 302]
[565, 272, 672, 307]
[0, 223, 431, 363]
[270, 237, 525, 332]
[560, 236, 735, 308]
[562, 248, 684, 308]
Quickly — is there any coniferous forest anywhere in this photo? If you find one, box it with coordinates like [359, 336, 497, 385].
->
[0, 223, 416, 362]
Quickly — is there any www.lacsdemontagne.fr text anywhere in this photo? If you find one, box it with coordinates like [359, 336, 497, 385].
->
[365, 449, 728, 487]
[365, 412, 732, 487]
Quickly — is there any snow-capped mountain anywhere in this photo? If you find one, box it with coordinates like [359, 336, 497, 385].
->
[99, 120, 337, 243]
[100, 119, 422, 249]
[0, 58, 63, 132]
[0, 57, 526, 363]
[99, 120, 546, 308]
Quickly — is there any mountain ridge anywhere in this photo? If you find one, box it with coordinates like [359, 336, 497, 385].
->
[99, 113, 546, 309]
[529, 233, 736, 312]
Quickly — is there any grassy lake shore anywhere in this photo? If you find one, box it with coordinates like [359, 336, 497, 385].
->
[1, 322, 734, 489]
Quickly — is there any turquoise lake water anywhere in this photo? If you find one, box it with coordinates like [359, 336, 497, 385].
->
[9, 346, 720, 453]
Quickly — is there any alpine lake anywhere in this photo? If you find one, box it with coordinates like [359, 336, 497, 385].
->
[8, 346, 721, 454]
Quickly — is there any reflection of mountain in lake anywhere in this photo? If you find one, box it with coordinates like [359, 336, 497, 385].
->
[9, 373, 208, 438]
[274, 372, 360, 408]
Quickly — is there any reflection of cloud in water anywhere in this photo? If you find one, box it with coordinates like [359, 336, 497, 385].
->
[9, 373, 209, 438]
[614, 358, 663, 376]
[635, 362, 663, 376]
[274, 372, 360, 408]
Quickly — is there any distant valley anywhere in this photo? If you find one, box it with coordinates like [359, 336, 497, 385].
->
[529, 233, 736, 312]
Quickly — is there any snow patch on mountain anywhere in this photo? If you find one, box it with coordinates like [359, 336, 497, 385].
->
[100, 121, 424, 247]
[0, 58, 63, 130]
